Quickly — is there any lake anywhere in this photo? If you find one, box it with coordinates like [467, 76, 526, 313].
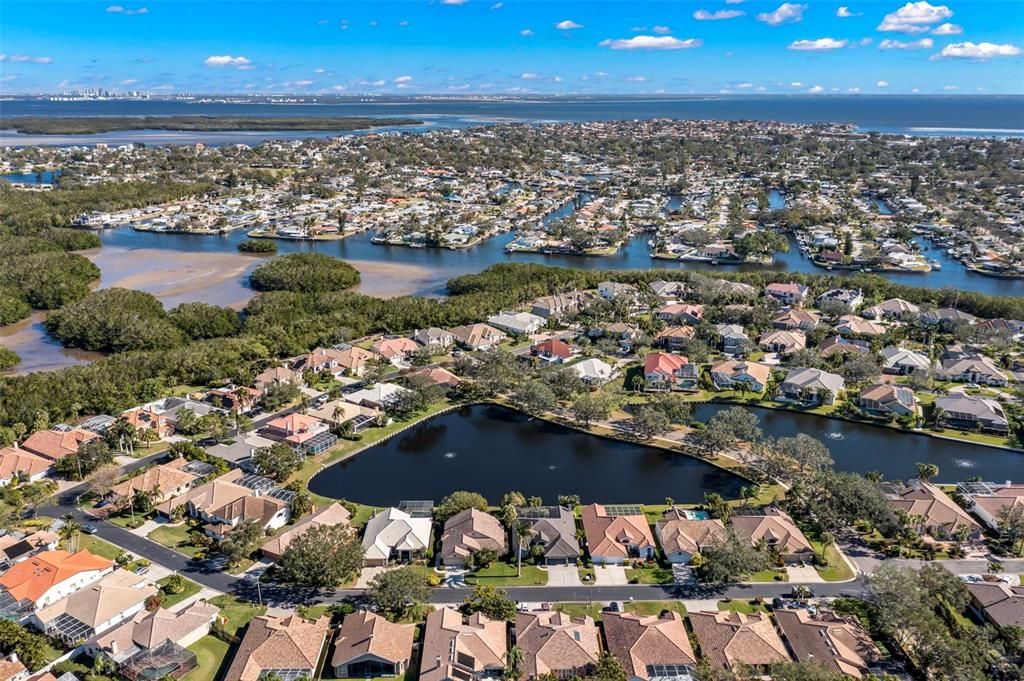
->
[307, 404, 747, 506]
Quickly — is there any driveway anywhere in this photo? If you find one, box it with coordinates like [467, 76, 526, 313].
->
[786, 565, 824, 583]
[593, 565, 629, 586]
[545, 565, 582, 587]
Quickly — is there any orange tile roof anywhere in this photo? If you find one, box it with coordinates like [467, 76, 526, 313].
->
[0, 447, 51, 481]
[20, 428, 99, 461]
[0, 549, 112, 604]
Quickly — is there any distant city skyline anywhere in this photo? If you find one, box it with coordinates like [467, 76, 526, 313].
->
[2, 0, 1022, 96]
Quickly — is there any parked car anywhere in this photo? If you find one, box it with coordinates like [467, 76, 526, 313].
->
[83, 525, 99, 535]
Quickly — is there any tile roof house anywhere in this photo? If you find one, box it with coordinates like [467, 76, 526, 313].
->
[419, 607, 507, 681]
[345, 383, 413, 410]
[730, 507, 814, 563]
[530, 292, 591, 320]
[107, 459, 198, 506]
[0, 531, 59, 569]
[758, 329, 806, 356]
[714, 324, 748, 354]
[204, 494, 290, 541]
[531, 338, 573, 364]
[688, 611, 790, 672]
[857, 384, 917, 418]
[835, 315, 885, 337]
[580, 503, 656, 564]
[709, 360, 771, 393]
[966, 582, 1024, 629]
[516, 611, 601, 680]
[518, 506, 581, 565]
[223, 613, 331, 681]
[816, 288, 864, 312]
[89, 599, 218, 666]
[880, 346, 930, 375]
[332, 610, 416, 679]
[406, 367, 462, 389]
[771, 308, 819, 332]
[774, 609, 879, 679]
[413, 327, 457, 349]
[939, 355, 1009, 386]
[0, 550, 114, 615]
[33, 571, 157, 644]
[765, 282, 809, 307]
[934, 395, 1009, 434]
[655, 510, 726, 564]
[440, 509, 507, 568]
[362, 507, 433, 566]
[602, 611, 696, 680]
[962, 482, 1024, 532]
[571, 358, 614, 386]
[654, 326, 695, 352]
[0, 447, 51, 486]
[884, 480, 982, 540]
[155, 469, 252, 519]
[254, 365, 299, 390]
[777, 367, 845, 406]
[261, 503, 352, 561]
[260, 412, 336, 456]
[862, 298, 920, 320]
[643, 353, 699, 392]
[486, 311, 546, 336]
[449, 324, 507, 351]
[656, 303, 704, 326]
[119, 408, 174, 440]
[20, 428, 100, 462]
[372, 337, 421, 363]
[0, 654, 28, 681]
[817, 335, 870, 360]
[330, 346, 380, 378]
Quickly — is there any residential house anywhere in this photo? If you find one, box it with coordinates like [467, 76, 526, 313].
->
[648, 280, 688, 300]
[223, 613, 331, 681]
[345, 383, 412, 410]
[817, 335, 870, 359]
[0, 550, 114, 618]
[413, 327, 456, 350]
[758, 329, 806, 356]
[487, 311, 546, 336]
[406, 367, 462, 390]
[643, 353, 699, 392]
[531, 338, 573, 364]
[449, 324, 507, 351]
[137, 397, 225, 432]
[884, 479, 982, 540]
[155, 469, 251, 519]
[688, 611, 791, 672]
[580, 503, 656, 564]
[260, 413, 336, 456]
[771, 308, 819, 332]
[330, 346, 380, 378]
[203, 434, 276, 469]
[203, 495, 290, 542]
[774, 609, 880, 679]
[0, 447, 51, 487]
[777, 368, 845, 405]
[372, 337, 420, 364]
[260, 503, 351, 561]
[862, 298, 920, 320]
[440, 509, 507, 568]
[33, 571, 157, 645]
[655, 509, 726, 564]
[656, 303, 704, 326]
[107, 458, 198, 508]
[571, 358, 614, 386]
[119, 408, 174, 440]
[419, 608, 506, 681]
[966, 582, 1024, 630]
[253, 365, 298, 390]
[709, 360, 771, 393]
[921, 307, 977, 329]
[530, 292, 590, 320]
[295, 347, 343, 376]
[0, 654, 28, 681]
[934, 395, 1009, 434]
[816, 288, 864, 312]
[516, 611, 601, 680]
[21, 427, 100, 462]
[206, 385, 260, 414]
[961, 482, 1024, 532]
[730, 507, 814, 563]
[332, 610, 415, 679]
[939, 355, 1009, 386]
[765, 282, 809, 307]
[881, 346, 930, 375]
[516, 506, 581, 565]
[602, 611, 696, 681]
[977, 318, 1024, 339]
[654, 326, 695, 352]
[836, 315, 886, 337]
[858, 384, 917, 418]
[0, 531, 59, 571]
[308, 399, 381, 431]
[591, 322, 642, 352]
[714, 324, 748, 355]
[597, 281, 638, 301]
[362, 507, 432, 566]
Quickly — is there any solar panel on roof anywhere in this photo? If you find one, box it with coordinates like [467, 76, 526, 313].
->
[603, 504, 643, 517]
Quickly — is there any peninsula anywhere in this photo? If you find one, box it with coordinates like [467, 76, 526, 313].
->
[0, 115, 423, 135]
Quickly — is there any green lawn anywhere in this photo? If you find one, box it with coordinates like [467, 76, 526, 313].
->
[718, 599, 768, 614]
[555, 603, 605, 620]
[74, 535, 124, 560]
[625, 566, 675, 584]
[148, 523, 204, 558]
[183, 635, 231, 681]
[813, 542, 855, 582]
[625, 601, 687, 618]
[157, 575, 202, 608]
[464, 562, 548, 586]
[747, 568, 788, 583]
[208, 595, 267, 637]
[107, 513, 147, 529]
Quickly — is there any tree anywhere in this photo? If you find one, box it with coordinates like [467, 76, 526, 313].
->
[504, 645, 524, 681]
[632, 404, 671, 440]
[367, 566, 433, 621]
[996, 504, 1024, 555]
[838, 353, 881, 384]
[278, 524, 364, 588]
[462, 586, 517, 621]
[513, 380, 557, 415]
[769, 434, 834, 482]
[591, 652, 627, 681]
[694, 406, 762, 456]
[703, 492, 732, 521]
[543, 367, 585, 401]
[60, 518, 82, 552]
[55, 439, 114, 480]
[435, 490, 489, 525]
[915, 462, 939, 482]
[697, 530, 770, 584]
[162, 574, 187, 595]
[219, 520, 264, 568]
[649, 392, 692, 425]
[0, 619, 55, 671]
[253, 443, 302, 482]
[250, 253, 360, 293]
[571, 393, 609, 428]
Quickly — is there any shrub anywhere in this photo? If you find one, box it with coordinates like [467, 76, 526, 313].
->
[238, 239, 278, 253]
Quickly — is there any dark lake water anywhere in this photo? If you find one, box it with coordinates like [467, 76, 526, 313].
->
[307, 404, 747, 506]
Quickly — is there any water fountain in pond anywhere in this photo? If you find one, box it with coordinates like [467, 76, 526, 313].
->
[953, 458, 976, 469]
[444, 452, 457, 459]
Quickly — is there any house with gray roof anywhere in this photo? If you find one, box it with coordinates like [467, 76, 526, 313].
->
[517, 506, 581, 565]
[934, 395, 1009, 434]
[881, 346, 930, 375]
[777, 368, 845, 405]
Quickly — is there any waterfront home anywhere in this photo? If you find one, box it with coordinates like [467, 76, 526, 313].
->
[835, 315, 886, 337]
[921, 307, 978, 329]
[688, 611, 791, 672]
[33, 570, 157, 645]
[439, 508, 507, 567]
[487, 311, 546, 336]
[309, 399, 381, 431]
[709, 360, 772, 393]
[960, 481, 1024, 533]
[934, 395, 1009, 434]
[224, 613, 331, 681]
[260, 502, 351, 561]
[0, 550, 114, 619]
[816, 287, 864, 312]
[449, 323, 507, 351]
[345, 382, 412, 410]
[654, 325, 695, 352]
[714, 324, 748, 354]
[580, 503, 656, 564]
[966, 582, 1024, 630]
[527, 338, 569, 365]
[516, 506, 581, 565]
[730, 507, 814, 563]
[771, 308, 820, 332]
[602, 611, 696, 680]
[597, 281, 638, 301]
[861, 298, 920, 320]
[765, 282, 809, 307]
[643, 352, 699, 392]
[774, 609, 880, 679]
[857, 384, 917, 418]
[20, 427, 100, 462]
[332, 610, 415, 679]
[939, 355, 1009, 386]
[419, 608, 507, 681]
[254, 365, 299, 390]
[777, 367, 845, 405]
[817, 335, 870, 359]
[107, 459, 199, 507]
[530, 291, 591, 319]
[155, 469, 251, 519]
[0, 447, 51, 486]
[202, 494, 290, 542]
[413, 327, 456, 350]
[656, 303, 704, 326]
[758, 329, 806, 356]
[880, 346, 930, 375]
[655, 509, 726, 564]
[883, 480, 982, 540]
[516, 611, 601, 680]
[372, 337, 420, 364]
[260, 412, 336, 456]
[362, 507, 432, 566]
[571, 358, 615, 386]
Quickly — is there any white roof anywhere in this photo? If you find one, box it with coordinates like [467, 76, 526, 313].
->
[362, 507, 432, 561]
[572, 358, 613, 380]
[345, 383, 410, 406]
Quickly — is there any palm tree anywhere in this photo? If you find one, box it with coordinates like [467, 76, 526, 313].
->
[515, 521, 532, 579]
[819, 531, 835, 562]
[504, 645, 524, 681]
[740, 485, 760, 510]
[60, 519, 83, 553]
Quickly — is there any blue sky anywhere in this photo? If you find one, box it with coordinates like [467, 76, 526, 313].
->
[1, 1, 1022, 95]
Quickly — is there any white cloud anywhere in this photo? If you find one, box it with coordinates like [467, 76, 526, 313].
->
[943, 84, 958, 90]
[836, 6, 861, 17]
[0, 75, 18, 82]
[599, 35, 702, 50]
[756, 3, 806, 26]
[398, 20, 409, 26]
[807, 85, 824, 93]
[652, 25, 672, 34]
[0, 54, 53, 64]
[789, 38, 848, 50]
[293, 80, 313, 86]
[624, 75, 648, 82]
[555, 20, 583, 30]
[580, 71, 609, 80]
[911, 87, 919, 92]
[930, 22, 962, 35]
[877, 80, 889, 87]
[847, 86, 861, 92]
[736, 82, 754, 88]
[393, 75, 413, 83]
[520, 72, 544, 80]
[790, 81, 803, 87]
[693, 9, 744, 20]
[120, 78, 139, 85]
[859, 37, 873, 46]
[440, 0, 468, 4]
[106, 5, 148, 14]
[519, 29, 534, 36]
[203, 55, 252, 69]
[490, 2, 503, 8]
[933, 41, 1022, 60]
[877, 2, 952, 33]
[879, 38, 933, 49]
